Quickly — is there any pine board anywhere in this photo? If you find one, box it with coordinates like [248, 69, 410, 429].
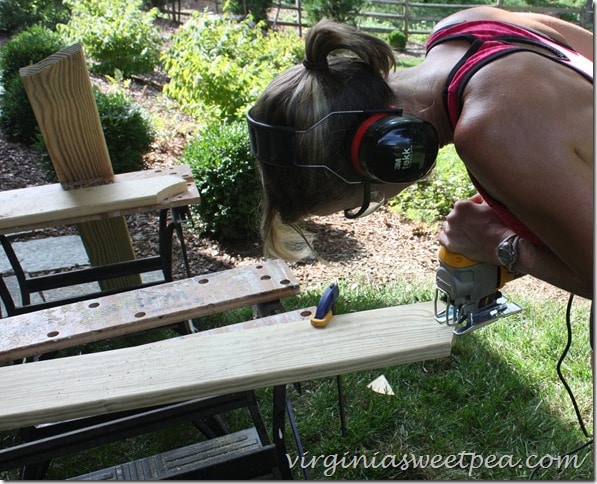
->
[0, 301, 453, 431]
[0, 175, 187, 231]
[19, 42, 137, 290]
[20, 43, 113, 182]
[0, 165, 200, 234]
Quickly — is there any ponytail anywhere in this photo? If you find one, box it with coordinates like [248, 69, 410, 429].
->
[303, 20, 395, 78]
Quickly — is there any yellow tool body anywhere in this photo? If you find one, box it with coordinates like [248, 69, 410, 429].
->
[438, 246, 516, 288]
[435, 247, 522, 335]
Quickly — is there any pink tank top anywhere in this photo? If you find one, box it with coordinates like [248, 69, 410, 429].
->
[427, 20, 593, 244]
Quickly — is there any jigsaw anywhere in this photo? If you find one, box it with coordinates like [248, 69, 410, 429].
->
[434, 246, 522, 335]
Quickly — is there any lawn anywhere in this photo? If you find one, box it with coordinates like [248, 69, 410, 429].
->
[276, 281, 594, 480]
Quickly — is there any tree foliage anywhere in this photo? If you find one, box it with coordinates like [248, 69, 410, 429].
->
[162, 13, 303, 121]
[57, 0, 162, 77]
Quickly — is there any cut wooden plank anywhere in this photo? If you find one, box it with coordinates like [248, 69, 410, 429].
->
[20, 43, 113, 183]
[20, 43, 139, 290]
[0, 176, 187, 231]
[0, 301, 453, 431]
[0, 165, 200, 234]
[0, 259, 300, 364]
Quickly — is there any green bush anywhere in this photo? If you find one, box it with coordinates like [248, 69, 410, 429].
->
[302, 0, 365, 25]
[389, 145, 476, 223]
[0, 25, 65, 142]
[94, 88, 155, 174]
[182, 121, 261, 240]
[56, 0, 162, 77]
[0, 25, 65, 81]
[0, 76, 38, 142]
[223, 0, 273, 23]
[0, 0, 70, 34]
[388, 29, 407, 50]
[162, 13, 303, 121]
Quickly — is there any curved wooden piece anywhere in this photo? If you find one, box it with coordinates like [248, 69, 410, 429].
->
[0, 176, 187, 230]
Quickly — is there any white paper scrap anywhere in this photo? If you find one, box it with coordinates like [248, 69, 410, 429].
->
[367, 374, 395, 396]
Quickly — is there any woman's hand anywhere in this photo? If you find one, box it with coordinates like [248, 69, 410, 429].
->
[438, 193, 514, 265]
[439, 194, 592, 298]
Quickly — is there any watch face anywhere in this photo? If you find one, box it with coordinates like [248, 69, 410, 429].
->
[498, 242, 514, 266]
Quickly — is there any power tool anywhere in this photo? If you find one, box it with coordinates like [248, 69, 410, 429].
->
[434, 246, 522, 335]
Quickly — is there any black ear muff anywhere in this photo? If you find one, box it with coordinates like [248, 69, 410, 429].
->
[351, 113, 439, 183]
[247, 111, 298, 166]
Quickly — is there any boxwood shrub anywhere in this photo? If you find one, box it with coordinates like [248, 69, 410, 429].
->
[182, 120, 261, 241]
[0, 25, 65, 142]
[94, 88, 155, 174]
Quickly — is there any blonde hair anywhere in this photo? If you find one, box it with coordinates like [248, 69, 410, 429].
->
[250, 20, 396, 261]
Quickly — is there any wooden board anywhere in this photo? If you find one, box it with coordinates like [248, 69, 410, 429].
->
[0, 301, 453, 431]
[0, 165, 200, 234]
[20, 43, 113, 183]
[200, 307, 317, 335]
[0, 176, 187, 231]
[0, 259, 300, 364]
[20, 43, 139, 290]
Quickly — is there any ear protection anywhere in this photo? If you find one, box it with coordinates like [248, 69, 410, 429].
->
[247, 108, 439, 184]
[351, 111, 439, 183]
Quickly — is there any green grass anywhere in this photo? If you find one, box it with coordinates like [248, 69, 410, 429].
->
[276, 282, 593, 480]
[1, 281, 593, 480]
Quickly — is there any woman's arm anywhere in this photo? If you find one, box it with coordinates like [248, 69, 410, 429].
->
[439, 196, 592, 299]
[447, 54, 593, 298]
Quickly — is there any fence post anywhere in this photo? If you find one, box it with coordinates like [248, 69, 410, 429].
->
[296, 0, 303, 38]
[404, 1, 409, 41]
[581, 0, 593, 29]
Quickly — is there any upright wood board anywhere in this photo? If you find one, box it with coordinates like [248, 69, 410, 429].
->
[19, 43, 112, 182]
[0, 302, 454, 431]
[20, 43, 140, 290]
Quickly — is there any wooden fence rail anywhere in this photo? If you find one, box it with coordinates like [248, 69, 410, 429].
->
[268, 0, 592, 38]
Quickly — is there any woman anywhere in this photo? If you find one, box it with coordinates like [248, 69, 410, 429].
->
[247, 6, 593, 301]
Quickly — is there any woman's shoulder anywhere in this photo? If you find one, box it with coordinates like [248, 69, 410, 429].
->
[433, 7, 512, 31]
[432, 7, 570, 44]
[457, 52, 581, 129]
[454, 52, 590, 171]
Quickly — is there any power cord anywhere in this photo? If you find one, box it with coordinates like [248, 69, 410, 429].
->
[557, 294, 591, 439]
[529, 293, 593, 479]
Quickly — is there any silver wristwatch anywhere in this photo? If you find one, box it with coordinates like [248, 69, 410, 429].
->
[496, 234, 520, 273]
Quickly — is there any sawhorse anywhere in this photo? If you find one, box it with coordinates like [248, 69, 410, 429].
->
[0, 260, 311, 479]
